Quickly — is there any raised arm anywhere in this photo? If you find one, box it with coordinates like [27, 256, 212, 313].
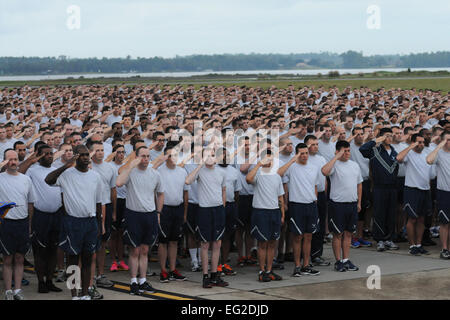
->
[321, 149, 344, 176]
[426, 139, 446, 165]
[45, 155, 78, 185]
[277, 152, 299, 177]
[116, 158, 140, 187]
[397, 142, 417, 163]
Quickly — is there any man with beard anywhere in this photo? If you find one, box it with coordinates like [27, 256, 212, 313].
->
[45, 145, 104, 300]
[25, 144, 63, 294]
[397, 134, 433, 256]
[0, 149, 35, 300]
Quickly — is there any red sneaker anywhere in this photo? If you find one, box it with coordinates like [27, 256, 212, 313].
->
[110, 261, 119, 272]
[118, 260, 129, 271]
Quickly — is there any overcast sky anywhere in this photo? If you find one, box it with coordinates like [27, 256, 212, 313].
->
[0, 0, 449, 58]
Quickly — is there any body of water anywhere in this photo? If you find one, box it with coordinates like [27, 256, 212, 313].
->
[1, 67, 450, 81]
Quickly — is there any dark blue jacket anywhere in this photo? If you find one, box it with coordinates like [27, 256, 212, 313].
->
[359, 141, 399, 186]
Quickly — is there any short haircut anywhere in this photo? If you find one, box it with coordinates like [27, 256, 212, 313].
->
[135, 146, 148, 156]
[304, 135, 317, 145]
[379, 128, 393, 136]
[336, 140, 350, 151]
[14, 141, 25, 149]
[411, 133, 423, 142]
[295, 142, 308, 153]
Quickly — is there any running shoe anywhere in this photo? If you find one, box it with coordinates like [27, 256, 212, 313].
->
[202, 276, 212, 288]
[55, 269, 66, 283]
[258, 270, 271, 282]
[191, 262, 201, 272]
[22, 278, 30, 286]
[377, 241, 385, 252]
[210, 275, 229, 287]
[88, 286, 103, 300]
[334, 261, 346, 272]
[110, 261, 119, 272]
[292, 266, 302, 277]
[118, 260, 129, 271]
[80, 295, 92, 300]
[38, 281, 49, 294]
[351, 239, 361, 248]
[409, 246, 421, 256]
[267, 270, 282, 281]
[130, 282, 140, 295]
[237, 256, 246, 267]
[384, 241, 399, 250]
[169, 269, 187, 281]
[300, 266, 320, 276]
[272, 259, 285, 270]
[440, 249, 450, 260]
[222, 264, 237, 276]
[245, 255, 257, 265]
[217, 264, 224, 276]
[46, 281, 62, 292]
[312, 257, 331, 266]
[160, 270, 169, 283]
[5, 290, 14, 300]
[417, 245, 430, 255]
[96, 274, 114, 288]
[139, 282, 155, 294]
[325, 233, 333, 242]
[358, 238, 372, 247]
[343, 260, 359, 271]
[146, 267, 157, 277]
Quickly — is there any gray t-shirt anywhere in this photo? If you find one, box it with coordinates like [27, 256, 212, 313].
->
[55, 168, 102, 218]
[285, 162, 320, 203]
[217, 165, 242, 202]
[158, 163, 189, 206]
[404, 150, 432, 190]
[308, 154, 327, 193]
[251, 169, 285, 209]
[110, 162, 127, 199]
[0, 172, 35, 219]
[318, 139, 336, 162]
[329, 160, 363, 202]
[431, 149, 450, 192]
[91, 161, 117, 205]
[26, 164, 62, 213]
[195, 166, 226, 208]
[350, 142, 369, 180]
[124, 166, 164, 212]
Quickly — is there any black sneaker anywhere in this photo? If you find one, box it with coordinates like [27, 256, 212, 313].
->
[440, 249, 450, 260]
[312, 257, 331, 267]
[258, 270, 271, 282]
[210, 276, 229, 287]
[300, 266, 320, 276]
[169, 269, 187, 281]
[203, 276, 212, 288]
[292, 266, 302, 277]
[409, 246, 421, 256]
[267, 270, 282, 281]
[334, 261, 346, 272]
[139, 282, 155, 294]
[417, 246, 430, 255]
[130, 282, 141, 295]
[160, 271, 169, 283]
[343, 260, 359, 271]
[38, 281, 49, 294]
[46, 281, 62, 292]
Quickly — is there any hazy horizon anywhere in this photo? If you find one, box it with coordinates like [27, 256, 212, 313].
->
[1, 0, 449, 58]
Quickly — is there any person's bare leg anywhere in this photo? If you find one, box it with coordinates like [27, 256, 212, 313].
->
[129, 247, 139, 279]
[332, 233, 343, 261]
[158, 243, 168, 272]
[168, 241, 178, 272]
[415, 217, 425, 245]
[211, 240, 221, 273]
[406, 218, 417, 246]
[266, 240, 276, 271]
[97, 242, 106, 276]
[138, 245, 149, 279]
[13, 253, 24, 291]
[235, 229, 244, 258]
[90, 253, 96, 287]
[2, 255, 13, 290]
[342, 232, 352, 260]
[302, 234, 312, 267]
[109, 231, 118, 262]
[221, 236, 231, 264]
[440, 224, 449, 250]
[292, 235, 302, 267]
[67, 255, 80, 297]
[257, 241, 267, 271]
[81, 252, 93, 297]
[201, 242, 210, 275]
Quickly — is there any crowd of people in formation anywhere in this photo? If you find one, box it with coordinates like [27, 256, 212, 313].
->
[0, 83, 449, 300]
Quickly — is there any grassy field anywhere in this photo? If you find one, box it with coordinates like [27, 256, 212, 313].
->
[1, 72, 450, 92]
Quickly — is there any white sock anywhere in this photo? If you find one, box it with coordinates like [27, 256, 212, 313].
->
[131, 277, 137, 284]
[139, 277, 146, 285]
[189, 249, 198, 264]
[416, 244, 422, 247]
[14, 289, 21, 295]
[342, 258, 349, 263]
[197, 248, 202, 263]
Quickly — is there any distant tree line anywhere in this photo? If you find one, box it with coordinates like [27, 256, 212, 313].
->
[1, 51, 449, 75]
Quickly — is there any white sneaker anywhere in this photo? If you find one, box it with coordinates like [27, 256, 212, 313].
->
[5, 290, 14, 300]
[80, 295, 92, 300]
[377, 241, 385, 252]
[384, 241, 399, 250]
[72, 296, 81, 300]
[13, 289, 25, 300]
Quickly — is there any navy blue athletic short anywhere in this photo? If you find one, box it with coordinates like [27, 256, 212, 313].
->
[59, 215, 98, 255]
[437, 189, 450, 225]
[403, 186, 432, 219]
[250, 208, 282, 242]
[102, 203, 113, 242]
[0, 218, 30, 256]
[159, 204, 184, 243]
[225, 202, 238, 235]
[122, 209, 159, 248]
[328, 201, 357, 234]
[31, 207, 62, 249]
[112, 198, 126, 231]
[288, 202, 319, 235]
[237, 195, 253, 228]
[196, 206, 226, 242]
[185, 203, 198, 235]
